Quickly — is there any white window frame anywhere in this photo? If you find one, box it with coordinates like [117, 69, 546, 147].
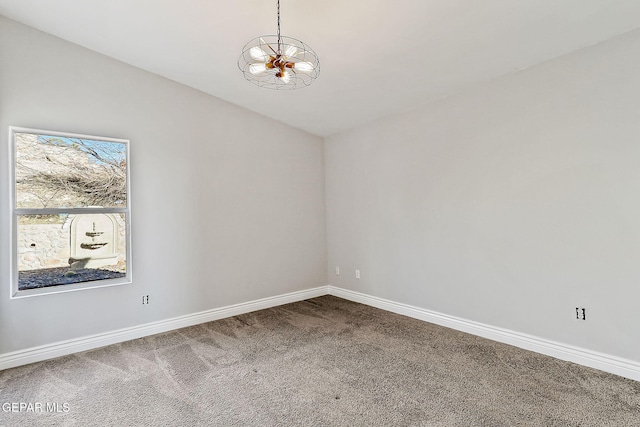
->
[8, 126, 132, 298]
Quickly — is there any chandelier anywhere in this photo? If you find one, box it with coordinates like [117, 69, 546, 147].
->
[238, 0, 320, 90]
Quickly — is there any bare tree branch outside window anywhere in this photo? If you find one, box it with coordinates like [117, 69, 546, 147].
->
[15, 134, 127, 209]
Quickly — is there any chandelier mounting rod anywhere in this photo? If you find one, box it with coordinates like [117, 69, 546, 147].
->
[277, 0, 281, 54]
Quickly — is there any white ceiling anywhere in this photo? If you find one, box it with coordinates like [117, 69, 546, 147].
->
[1, 1, 640, 137]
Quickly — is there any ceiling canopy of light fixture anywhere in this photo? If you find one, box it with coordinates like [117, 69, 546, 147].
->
[238, 0, 320, 90]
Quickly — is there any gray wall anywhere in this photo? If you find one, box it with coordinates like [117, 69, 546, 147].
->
[0, 16, 327, 354]
[326, 29, 640, 362]
[3, 12, 640, 367]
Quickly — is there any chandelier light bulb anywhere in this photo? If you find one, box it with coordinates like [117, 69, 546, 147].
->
[249, 63, 267, 75]
[284, 45, 297, 58]
[294, 61, 314, 73]
[249, 47, 269, 62]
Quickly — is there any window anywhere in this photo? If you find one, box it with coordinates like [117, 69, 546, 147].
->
[9, 127, 131, 298]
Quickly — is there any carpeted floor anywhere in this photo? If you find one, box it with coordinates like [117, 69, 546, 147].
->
[1, 295, 639, 426]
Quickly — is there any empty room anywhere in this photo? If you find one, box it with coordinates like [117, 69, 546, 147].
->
[1, 0, 639, 425]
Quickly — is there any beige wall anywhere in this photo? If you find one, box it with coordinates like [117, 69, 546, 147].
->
[325, 28, 640, 363]
[17, 223, 70, 270]
[17, 215, 127, 271]
[0, 16, 327, 353]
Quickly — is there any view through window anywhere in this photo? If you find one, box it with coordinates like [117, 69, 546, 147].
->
[10, 127, 131, 297]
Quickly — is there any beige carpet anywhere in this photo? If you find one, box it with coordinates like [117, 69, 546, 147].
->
[1, 295, 639, 426]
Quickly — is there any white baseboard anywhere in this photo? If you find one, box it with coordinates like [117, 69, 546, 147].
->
[0, 286, 328, 371]
[328, 286, 640, 382]
[4, 284, 639, 383]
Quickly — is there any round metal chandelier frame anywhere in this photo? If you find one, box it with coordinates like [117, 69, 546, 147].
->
[238, 0, 320, 90]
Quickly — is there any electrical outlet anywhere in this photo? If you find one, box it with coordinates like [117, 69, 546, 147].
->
[575, 307, 586, 320]
[355, 269, 360, 279]
[142, 295, 149, 305]
[335, 266, 340, 276]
